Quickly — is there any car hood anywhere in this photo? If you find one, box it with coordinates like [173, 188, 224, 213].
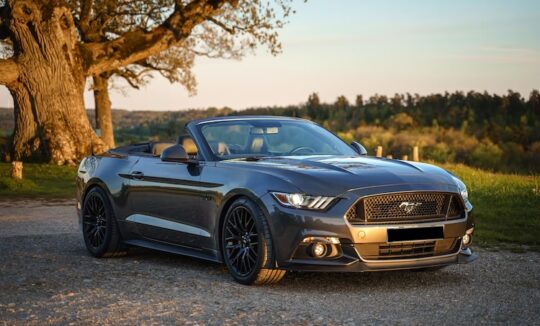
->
[222, 155, 457, 196]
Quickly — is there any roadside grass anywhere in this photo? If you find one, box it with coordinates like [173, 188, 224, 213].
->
[441, 163, 540, 251]
[0, 163, 77, 199]
[0, 161, 538, 251]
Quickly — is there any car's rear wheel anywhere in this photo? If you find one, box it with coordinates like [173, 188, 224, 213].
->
[222, 198, 286, 285]
[82, 187, 126, 257]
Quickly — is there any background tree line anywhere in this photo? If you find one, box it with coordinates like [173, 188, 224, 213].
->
[6, 89, 537, 173]
[240, 90, 540, 173]
[107, 89, 540, 174]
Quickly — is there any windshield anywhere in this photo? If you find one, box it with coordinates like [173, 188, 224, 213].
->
[198, 119, 357, 159]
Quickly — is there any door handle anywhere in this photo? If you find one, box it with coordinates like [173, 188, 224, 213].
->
[130, 171, 145, 180]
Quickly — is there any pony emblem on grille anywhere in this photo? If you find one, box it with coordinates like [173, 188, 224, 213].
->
[399, 201, 423, 214]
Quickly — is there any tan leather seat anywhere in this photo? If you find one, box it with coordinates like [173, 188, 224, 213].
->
[152, 143, 175, 156]
[217, 142, 230, 155]
[182, 137, 198, 156]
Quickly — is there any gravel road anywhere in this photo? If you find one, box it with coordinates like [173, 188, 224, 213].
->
[1, 200, 539, 325]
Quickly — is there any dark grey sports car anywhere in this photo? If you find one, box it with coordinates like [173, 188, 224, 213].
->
[76, 116, 477, 285]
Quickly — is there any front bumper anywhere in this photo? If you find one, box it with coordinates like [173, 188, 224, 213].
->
[260, 185, 477, 272]
[281, 246, 478, 272]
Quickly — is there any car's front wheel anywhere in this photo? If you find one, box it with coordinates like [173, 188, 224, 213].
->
[221, 198, 286, 285]
[82, 187, 126, 257]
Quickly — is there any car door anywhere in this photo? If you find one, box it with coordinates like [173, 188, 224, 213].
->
[125, 155, 210, 248]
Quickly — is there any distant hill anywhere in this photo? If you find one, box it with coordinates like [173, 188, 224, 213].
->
[0, 107, 203, 134]
[0, 106, 233, 145]
[1, 108, 189, 129]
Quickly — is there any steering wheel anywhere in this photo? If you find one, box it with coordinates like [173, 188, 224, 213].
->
[289, 146, 316, 155]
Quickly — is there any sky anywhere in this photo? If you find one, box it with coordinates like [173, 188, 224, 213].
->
[1, 0, 539, 111]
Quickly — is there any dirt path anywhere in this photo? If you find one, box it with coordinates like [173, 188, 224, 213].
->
[1, 201, 539, 325]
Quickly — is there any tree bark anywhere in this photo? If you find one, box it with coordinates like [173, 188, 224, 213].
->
[4, 0, 107, 165]
[0, 59, 19, 84]
[93, 73, 115, 148]
[9, 83, 45, 161]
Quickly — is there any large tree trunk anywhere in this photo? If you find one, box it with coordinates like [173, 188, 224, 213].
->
[9, 83, 45, 161]
[93, 73, 115, 148]
[4, 0, 106, 165]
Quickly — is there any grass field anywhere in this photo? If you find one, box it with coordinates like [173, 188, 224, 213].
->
[442, 163, 539, 251]
[0, 163, 77, 198]
[0, 162, 538, 250]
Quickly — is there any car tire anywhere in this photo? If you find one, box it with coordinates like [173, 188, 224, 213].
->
[221, 197, 286, 285]
[82, 187, 126, 258]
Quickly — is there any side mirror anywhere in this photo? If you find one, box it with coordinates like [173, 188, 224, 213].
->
[350, 141, 368, 155]
[160, 144, 190, 163]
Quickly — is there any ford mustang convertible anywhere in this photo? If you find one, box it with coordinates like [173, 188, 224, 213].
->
[76, 116, 477, 285]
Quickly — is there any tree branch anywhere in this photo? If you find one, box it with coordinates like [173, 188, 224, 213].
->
[114, 67, 150, 89]
[0, 58, 18, 85]
[79, 0, 94, 33]
[82, 0, 237, 76]
[207, 17, 235, 34]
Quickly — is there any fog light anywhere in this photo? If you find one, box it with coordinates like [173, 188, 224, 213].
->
[311, 242, 327, 258]
[462, 234, 471, 246]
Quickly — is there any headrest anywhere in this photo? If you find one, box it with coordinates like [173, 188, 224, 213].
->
[152, 143, 175, 156]
[182, 137, 198, 156]
[250, 137, 265, 153]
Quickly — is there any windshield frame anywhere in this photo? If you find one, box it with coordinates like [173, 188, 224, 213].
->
[192, 117, 358, 161]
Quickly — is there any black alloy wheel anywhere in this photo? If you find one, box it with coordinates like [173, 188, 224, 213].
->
[82, 187, 126, 257]
[224, 206, 259, 276]
[222, 198, 286, 285]
[83, 193, 108, 249]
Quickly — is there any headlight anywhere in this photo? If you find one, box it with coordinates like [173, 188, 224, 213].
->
[452, 176, 469, 202]
[271, 192, 336, 210]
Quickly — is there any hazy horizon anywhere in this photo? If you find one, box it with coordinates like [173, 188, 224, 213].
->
[1, 0, 539, 111]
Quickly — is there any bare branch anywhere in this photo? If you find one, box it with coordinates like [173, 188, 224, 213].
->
[0, 58, 18, 85]
[83, 0, 236, 75]
[114, 67, 151, 89]
[207, 17, 235, 34]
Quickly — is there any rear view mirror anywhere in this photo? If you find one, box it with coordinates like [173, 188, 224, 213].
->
[250, 127, 279, 135]
[161, 144, 190, 163]
[350, 141, 368, 155]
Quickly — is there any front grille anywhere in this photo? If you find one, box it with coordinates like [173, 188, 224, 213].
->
[346, 192, 464, 224]
[447, 196, 463, 218]
[356, 239, 461, 260]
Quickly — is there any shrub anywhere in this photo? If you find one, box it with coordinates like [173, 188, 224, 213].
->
[470, 139, 503, 170]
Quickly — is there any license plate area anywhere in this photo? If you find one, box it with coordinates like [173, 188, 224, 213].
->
[387, 227, 444, 242]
